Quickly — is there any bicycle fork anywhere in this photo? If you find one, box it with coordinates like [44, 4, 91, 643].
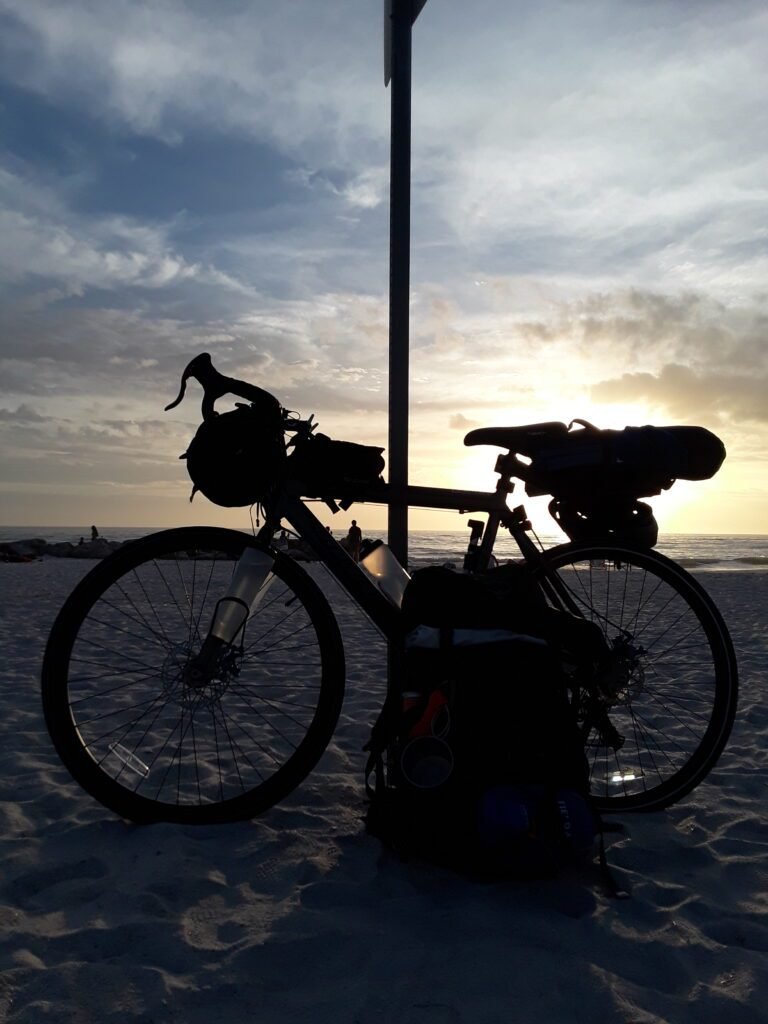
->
[183, 545, 276, 687]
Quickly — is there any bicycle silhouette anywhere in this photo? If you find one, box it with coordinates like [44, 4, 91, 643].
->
[42, 355, 738, 824]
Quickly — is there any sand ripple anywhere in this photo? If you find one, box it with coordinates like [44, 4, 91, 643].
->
[0, 559, 765, 1022]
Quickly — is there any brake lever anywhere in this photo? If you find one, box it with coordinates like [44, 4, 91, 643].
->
[165, 352, 281, 421]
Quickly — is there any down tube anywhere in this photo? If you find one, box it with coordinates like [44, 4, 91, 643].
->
[280, 496, 403, 641]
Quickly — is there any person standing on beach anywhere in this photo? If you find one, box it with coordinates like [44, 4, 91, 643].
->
[347, 520, 362, 562]
[90, 525, 99, 541]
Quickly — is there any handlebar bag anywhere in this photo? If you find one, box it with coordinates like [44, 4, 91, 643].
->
[182, 401, 286, 507]
[287, 433, 385, 498]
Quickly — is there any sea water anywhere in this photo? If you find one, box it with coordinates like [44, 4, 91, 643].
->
[1, 525, 766, 572]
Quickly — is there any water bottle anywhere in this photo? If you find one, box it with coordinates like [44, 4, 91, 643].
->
[209, 547, 275, 644]
[359, 540, 410, 607]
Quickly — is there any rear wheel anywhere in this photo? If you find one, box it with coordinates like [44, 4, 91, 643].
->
[42, 527, 345, 824]
[534, 543, 738, 812]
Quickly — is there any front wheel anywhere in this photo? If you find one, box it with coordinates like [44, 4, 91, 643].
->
[534, 542, 738, 812]
[42, 527, 345, 824]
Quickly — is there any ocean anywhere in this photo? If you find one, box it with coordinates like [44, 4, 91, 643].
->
[1, 526, 766, 572]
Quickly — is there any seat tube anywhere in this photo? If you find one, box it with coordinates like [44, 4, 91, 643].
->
[475, 512, 502, 570]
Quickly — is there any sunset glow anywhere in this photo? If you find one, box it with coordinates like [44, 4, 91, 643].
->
[1, 2, 766, 536]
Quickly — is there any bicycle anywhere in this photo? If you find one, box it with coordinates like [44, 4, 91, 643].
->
[41, 356, 738, 825]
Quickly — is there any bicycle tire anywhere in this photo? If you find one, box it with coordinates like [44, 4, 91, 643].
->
[532, 542, 738, 813]
[42, 527, 345, 824]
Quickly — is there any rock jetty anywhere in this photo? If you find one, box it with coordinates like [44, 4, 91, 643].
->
[0, 538, 126, 562]
[1, 534, 376, 563]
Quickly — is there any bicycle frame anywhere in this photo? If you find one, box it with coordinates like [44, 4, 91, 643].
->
[259, 481, 545, 643]
[41, 355, 737, 825]
[165, 353, 563, 636]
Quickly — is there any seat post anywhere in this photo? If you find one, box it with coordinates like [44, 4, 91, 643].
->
[493, 452, 516, 495]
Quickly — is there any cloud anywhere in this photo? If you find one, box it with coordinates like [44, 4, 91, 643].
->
[6, 0, 765, 295]
[591, 363, 768, 425]
[0, 1, 387, 161]
[0, 168, 263, 299]
[1, 1, 767, 523]
[407, 5, 768, 300]
[0, 403, 50, 423]
[485, 287, 767, 380]
[449, 413, 479, 430]
[338, 167, 389, 210]
[0, 406, 189, 493]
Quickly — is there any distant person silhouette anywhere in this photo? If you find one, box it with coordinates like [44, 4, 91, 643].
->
[347, 520, 362, 562]
[90, 525, 99, 541]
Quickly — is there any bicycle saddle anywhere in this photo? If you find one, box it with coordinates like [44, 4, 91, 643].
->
[464, 422, 569, 456]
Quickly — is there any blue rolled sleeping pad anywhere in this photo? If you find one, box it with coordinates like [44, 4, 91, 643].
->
[477, 784, 596, 874]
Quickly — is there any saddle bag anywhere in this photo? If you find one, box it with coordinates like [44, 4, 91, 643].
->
[524, 422, 725, 547]
[548, 497, 660, 547]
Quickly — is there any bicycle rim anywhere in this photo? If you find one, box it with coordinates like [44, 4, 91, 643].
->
[42, 527, 345, 823]
[535, 543, 738, 812]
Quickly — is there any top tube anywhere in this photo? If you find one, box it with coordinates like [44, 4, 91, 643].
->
[308, 481, 513, 516]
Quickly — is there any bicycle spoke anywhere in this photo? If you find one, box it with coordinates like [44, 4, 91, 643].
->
[538, 542, 735, 811]
[49, 530, 342, 818]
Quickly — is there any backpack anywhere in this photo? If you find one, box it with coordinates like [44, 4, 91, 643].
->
[364, 566, 626, 891]
[182, 399, 286, 507]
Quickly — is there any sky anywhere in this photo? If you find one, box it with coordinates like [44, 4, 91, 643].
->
[0, 0, 766, 537]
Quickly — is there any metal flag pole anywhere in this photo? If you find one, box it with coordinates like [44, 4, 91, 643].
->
[383, 1, 428, 769]
[385, 0, 428, 570]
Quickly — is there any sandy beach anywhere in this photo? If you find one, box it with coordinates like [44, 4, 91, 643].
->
[1, 555, 766, 1023]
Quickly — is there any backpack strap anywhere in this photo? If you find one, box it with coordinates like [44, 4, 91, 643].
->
[363, 689, 399, 798]
[364, 623, 458, 797]
[595, 814, 631, 899]
[363, 691, 428, 798]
